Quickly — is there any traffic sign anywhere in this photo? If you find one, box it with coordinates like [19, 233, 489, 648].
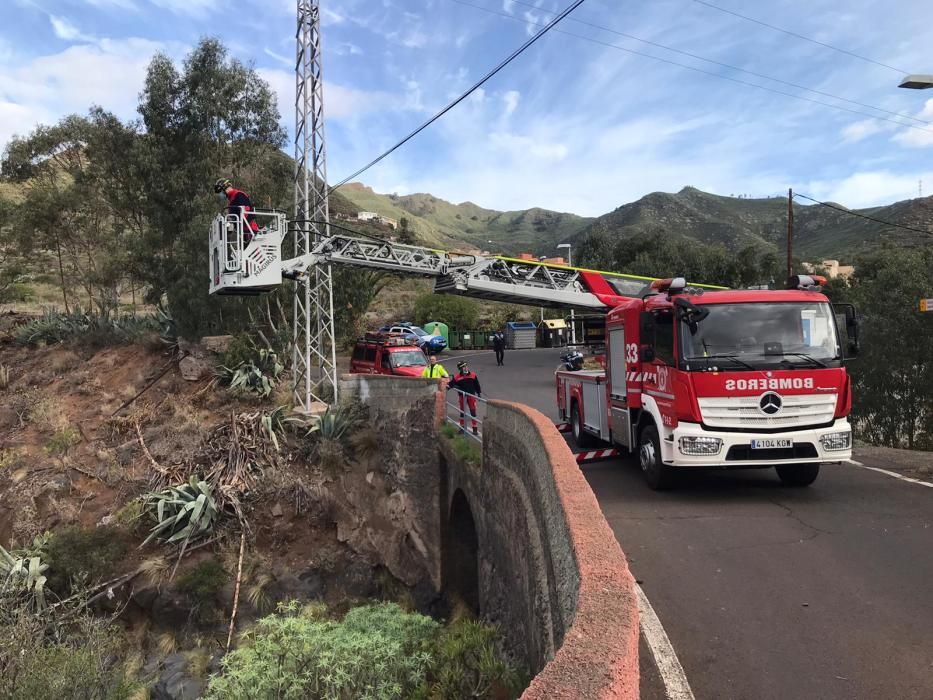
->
[922, 299, 933, 312]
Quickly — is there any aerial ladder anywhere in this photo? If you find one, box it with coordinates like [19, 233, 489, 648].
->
[208, 209, 721, 310]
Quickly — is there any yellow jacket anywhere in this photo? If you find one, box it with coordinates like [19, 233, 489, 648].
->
[421, 363, 449, 379]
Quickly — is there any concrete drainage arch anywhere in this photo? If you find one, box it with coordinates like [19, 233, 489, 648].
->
[445, 488, 480, 612]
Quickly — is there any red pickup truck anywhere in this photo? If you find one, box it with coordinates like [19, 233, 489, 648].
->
[350, 333, 428, 377]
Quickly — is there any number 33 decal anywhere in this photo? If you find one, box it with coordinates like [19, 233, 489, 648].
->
[625, 343, 639, 364]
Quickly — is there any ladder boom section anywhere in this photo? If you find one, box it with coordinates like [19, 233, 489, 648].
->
[210, 214, 718, 310]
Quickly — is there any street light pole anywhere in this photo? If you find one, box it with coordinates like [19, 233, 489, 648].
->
[557, 243, 576, 344]
[898, 74, 933, 89]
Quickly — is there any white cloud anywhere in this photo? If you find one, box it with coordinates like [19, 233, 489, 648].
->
[0, 37, 178, 150]
[893, 99, 933, 148]
[489, 132, 568, 161]
[321, 7, 346, 25]
[502, 0, 516, 13]
[334, 42, 363, 56]
[501, 90, 520, 118]
[49, 15, 95, 42]
[83, 0, 138, 8]
[263, 47, 291, 66]
[147, 0, 213, 17]
[257, 68, 415, 123]
[806, 171, 933, 207]
[841, 119, 885, 144]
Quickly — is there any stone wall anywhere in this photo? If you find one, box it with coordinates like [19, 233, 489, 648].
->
[337, 374, 444, 591]
[441, 401, 639, 699]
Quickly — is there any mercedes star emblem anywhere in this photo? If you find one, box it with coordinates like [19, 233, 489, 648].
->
[758, 392, 783, 415]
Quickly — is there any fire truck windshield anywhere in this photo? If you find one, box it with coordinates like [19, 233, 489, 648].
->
[680, 302, 841, 370]
[390, 350, 428, 368]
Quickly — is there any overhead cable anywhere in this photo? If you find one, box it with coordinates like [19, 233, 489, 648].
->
[328, 0, 588, 192]
[502, 0, 928, 126]
[452, 0, 933, 135]
[693, 0, 907, 74]
[793, 192, 932, 235]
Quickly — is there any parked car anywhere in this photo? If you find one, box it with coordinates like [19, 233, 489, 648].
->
[378, 322, 447, 353]
[350, 333, 428, 377]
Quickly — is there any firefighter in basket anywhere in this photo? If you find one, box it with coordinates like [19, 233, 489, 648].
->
[450, 360, 482, 435]
[215, 178, 260, 244]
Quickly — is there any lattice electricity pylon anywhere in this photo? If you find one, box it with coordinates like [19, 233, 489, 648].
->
[293, 0, 337, 411]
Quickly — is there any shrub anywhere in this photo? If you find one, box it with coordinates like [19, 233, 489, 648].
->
[44, 427, 81, 462]
[44, 526, 130, 596]
[413, 293, 479, 329]
[176, 559, 228, 621]
[424, 618, 522, 699]
[0, 596, 136, 700]
[15, 307, 159, 347]
[142, 477, 219, 547]
[206, 602, 439, 700]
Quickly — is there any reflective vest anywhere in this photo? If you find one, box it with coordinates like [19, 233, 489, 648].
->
[421, 363, 449, 378]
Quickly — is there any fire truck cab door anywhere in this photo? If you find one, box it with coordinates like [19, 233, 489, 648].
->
[608, 327, 632, 449]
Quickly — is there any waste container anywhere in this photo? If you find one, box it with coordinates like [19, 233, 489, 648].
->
[538, 319, 568, 348]
[448, 330, 462, 350]
[506, 321, 537, 350]
[423, 321, 449, 346]
[460, 331, 474, 350]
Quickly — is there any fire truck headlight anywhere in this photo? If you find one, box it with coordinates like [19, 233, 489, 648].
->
[679, 436, 723, 456]
[820, 431, 851, 451]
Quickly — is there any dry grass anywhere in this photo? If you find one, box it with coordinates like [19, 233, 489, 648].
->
[0, 364, 10, 390]
[155, 630, 177, 657]
[29, 395, 68, 433]
[139, 555, 170, 587]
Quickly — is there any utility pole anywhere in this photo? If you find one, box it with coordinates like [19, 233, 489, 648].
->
[786, 188, 794, 281]
[293, 0, 338, 411]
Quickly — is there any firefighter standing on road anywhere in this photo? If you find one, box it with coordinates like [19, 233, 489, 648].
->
[450, 360, 482, 435]
[421, 355, 449, 379]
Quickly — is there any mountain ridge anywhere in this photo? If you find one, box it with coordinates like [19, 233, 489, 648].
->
[337, 182, 933, 261]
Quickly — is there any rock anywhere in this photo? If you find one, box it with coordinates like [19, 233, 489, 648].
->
[201, 335, 234, 354]
[152, 590, 193, 628]
[151, 653, 205, 700]
[207, 651, 225, 675]
[330, 559, 377, 599]
[267, 570, 325, 603]
[132, 585, 160, 612]
[179, 355, 211, 382]
[271, 502, 284, 518]
[97, 514, 115, 527]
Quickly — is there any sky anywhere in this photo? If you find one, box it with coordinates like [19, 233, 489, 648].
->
[2, 0, 933, 216]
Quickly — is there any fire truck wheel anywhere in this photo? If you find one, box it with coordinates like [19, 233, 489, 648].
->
[776, 463, 820, 487]
[571, 402, 596, 448]
[639, 424, 673, 490]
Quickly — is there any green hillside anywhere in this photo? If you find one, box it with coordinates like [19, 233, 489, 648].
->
[572, 186, 933, 262]
[336, 183, 593, 255]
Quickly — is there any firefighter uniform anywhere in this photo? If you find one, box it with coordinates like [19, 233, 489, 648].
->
[450, 363, 482, 433]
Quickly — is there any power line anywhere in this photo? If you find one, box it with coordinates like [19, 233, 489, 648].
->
[328, 0, 588, 192]
[503, 0, 929, 126]
[793, 192, 933, 235]
[693, 0, 907, 75]
[452, 0, 933, 135]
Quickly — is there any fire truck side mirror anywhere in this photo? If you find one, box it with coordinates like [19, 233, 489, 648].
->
[640, 345, 656, 363]
[833, 303, 860, 357]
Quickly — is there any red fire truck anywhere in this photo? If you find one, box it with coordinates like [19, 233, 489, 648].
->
[556, 276, 859, 488]
[209, 215, 859, 489]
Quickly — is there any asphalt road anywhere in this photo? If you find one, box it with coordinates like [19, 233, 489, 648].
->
[454, 347, 933, 700]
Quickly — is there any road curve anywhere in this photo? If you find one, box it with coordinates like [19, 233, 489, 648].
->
[458, 347, 933, 700]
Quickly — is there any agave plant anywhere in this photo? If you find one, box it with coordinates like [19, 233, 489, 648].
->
[142, 477, 219, 547]
[0, 544, 48, 609]
[217, 349, 284, 398]
[305, 404, 360, 444]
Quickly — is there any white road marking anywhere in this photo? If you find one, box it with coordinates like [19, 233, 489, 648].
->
[847, 460, 933, 489]
[636, 583, 695, 700]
